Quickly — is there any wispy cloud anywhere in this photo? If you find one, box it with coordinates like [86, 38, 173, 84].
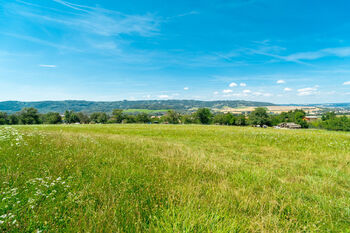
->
[297, 87, 319, 96]
[39, 64, 56, 68]
[250, 45, 350, 65]
[167, 11, 199, 19]
[52, 0, 91, 12]
[158, 95, 169, 99]
[184, 87, 189, 90]
[2, 32, 81, 52]
[229, 82, 237, 87]
[240, 83, 247, 87]
[285, 47, 350, 62]
[251, 48, 310, 65]
[284, 87, 292, 91]
[277, 80, 285, 84]
[222, 89, 233, 93]
[223, 90, 273, 98]
[343, 81, 350, 85]
[18, 0, 161, 37]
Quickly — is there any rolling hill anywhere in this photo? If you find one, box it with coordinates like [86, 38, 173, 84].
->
[0, 100, 275, 113]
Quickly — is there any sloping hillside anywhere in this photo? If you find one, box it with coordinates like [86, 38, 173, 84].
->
[0, 100, 275, 113]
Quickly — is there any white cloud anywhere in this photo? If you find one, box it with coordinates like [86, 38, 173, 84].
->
[297, 87, 318, 96]
[239, 83, 246, 87]
[213, 91, 219, 95]
[277, 80, 285, 84]
[222, 89, 233, 93]
[284, 87, 292, 91]
[243, 89, 251, 94]
[39, 64, 56, 68]
[229, 82, 237, 87]
[184, 87, 189, 90]
[158, 95, 169, 99]
[343, 81, 350, 85]
[298, 87, 317, 92]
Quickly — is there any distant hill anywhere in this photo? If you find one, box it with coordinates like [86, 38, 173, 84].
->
[309, 103, 350, 108]
[284, 103, 350, 108]
[0, 100, 276, 114]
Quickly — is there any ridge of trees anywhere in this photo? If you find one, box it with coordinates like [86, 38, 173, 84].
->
[0, 100, 275, 114]
[0, 107, 349, 131]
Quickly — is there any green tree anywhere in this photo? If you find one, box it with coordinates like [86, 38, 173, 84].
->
[293, 110, 308, 128]
[235, 114, 247, 126]
[164, 110, 181, 124]
[90, 112, 109, 124]
[320, 115, 350, 131]
[322, 111, 336, 121]
[270, 115, 282, 126]
[135, 112, 150, 123]
[18, 108, 41, 125]
[181, 114, 196, 124]
[98, 113, 109, 123]
[76, 112, 90, 124]
[64, 110, 80, 124]
[213, 113, 236, 125]
[42, 112, 62, 124]
[195, 108, 212, 124]
[109, 109, 125, 123]
[124, 115, 136, 123]
[8, 115, 19, 125]
[249, 107, 271, 126]
[213, 113, 226, 125]
[0, 112, 8, 125]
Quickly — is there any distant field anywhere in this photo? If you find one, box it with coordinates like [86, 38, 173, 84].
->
[0, 125, 349, 232]
[220, 106, 321, 114]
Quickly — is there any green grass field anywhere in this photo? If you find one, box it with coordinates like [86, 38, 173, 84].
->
[0, 124, 349, 232]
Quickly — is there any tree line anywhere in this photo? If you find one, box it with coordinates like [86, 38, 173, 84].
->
[309, 112, 350, 131]
[0, 107, 349, 131]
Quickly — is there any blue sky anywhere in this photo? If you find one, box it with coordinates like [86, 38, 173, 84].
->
[1, 0, 350, 104]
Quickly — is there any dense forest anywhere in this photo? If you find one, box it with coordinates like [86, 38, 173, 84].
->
[0, 100, 275, 114]
[1, 107, 349, 131]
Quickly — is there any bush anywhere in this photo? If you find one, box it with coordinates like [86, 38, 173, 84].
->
[18, 108, 41, 125]
[42, 112, 62, 124]
[249, 107, 271, 126]
[195, 108, 212, 124]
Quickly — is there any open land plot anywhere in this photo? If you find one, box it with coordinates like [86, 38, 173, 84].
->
[0, 124, 349, 232]
[220, 106, 321, 114]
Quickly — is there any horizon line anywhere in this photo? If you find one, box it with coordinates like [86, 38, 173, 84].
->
[0, 99, 349, 106]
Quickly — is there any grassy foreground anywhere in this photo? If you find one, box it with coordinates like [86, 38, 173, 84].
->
[0, 124, 349, 232]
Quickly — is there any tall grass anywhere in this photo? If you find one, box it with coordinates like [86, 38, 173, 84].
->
[0, 124, 349, 232]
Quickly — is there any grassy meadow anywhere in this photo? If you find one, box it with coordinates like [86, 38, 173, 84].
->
[0, 124, 349, 232]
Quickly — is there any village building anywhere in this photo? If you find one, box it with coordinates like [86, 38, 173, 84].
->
[304, 116, 320, 122]
[277, 122, 302, 129]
